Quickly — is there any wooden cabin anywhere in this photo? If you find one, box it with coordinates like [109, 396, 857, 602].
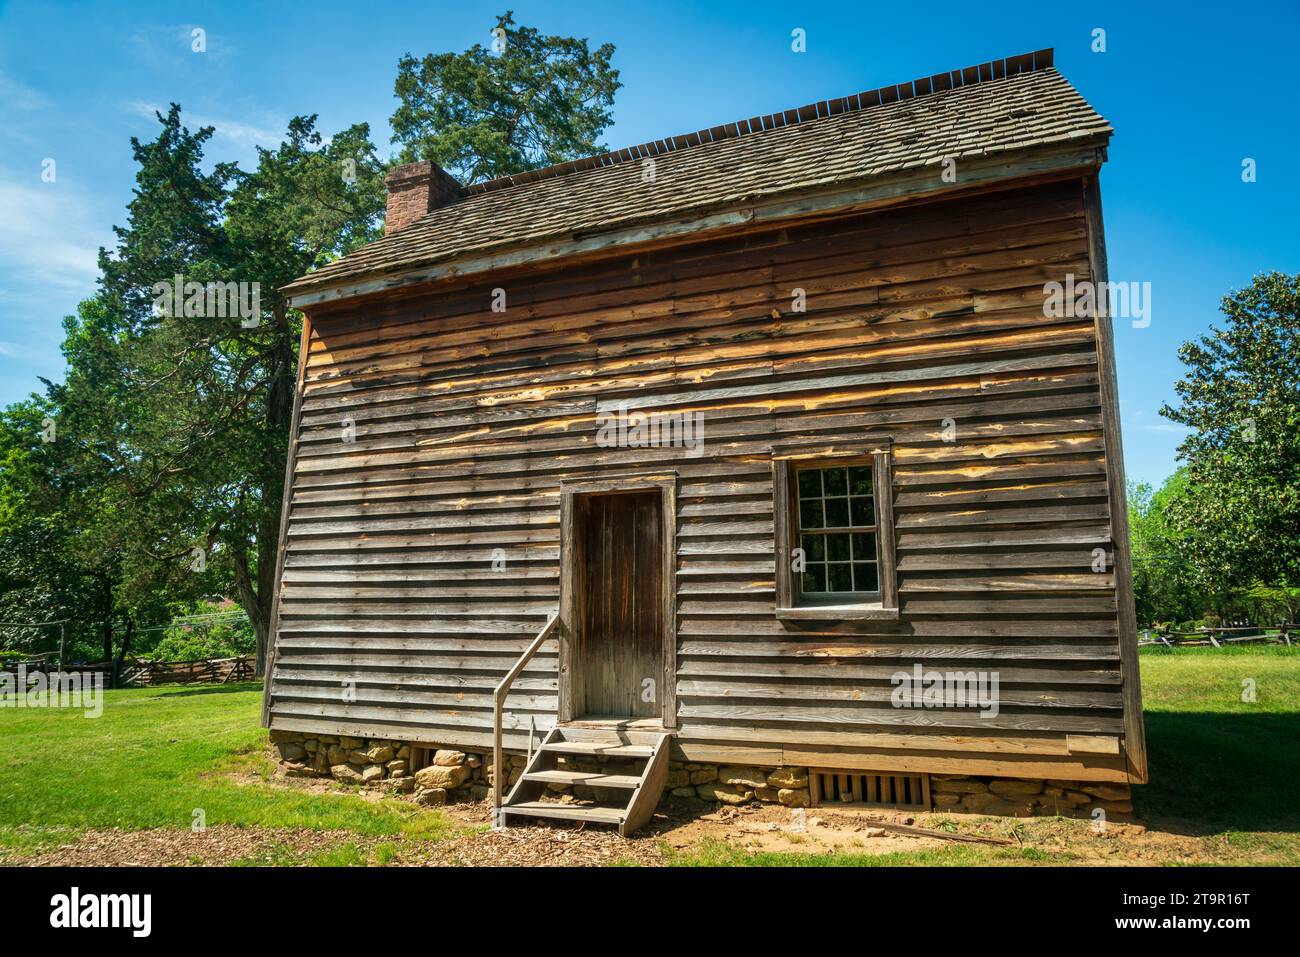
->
[263, 49, 1147, 831]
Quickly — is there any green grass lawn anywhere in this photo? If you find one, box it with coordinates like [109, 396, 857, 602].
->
[0, 682, 450, 858]
[1134, 644, 1300, 840]
[1, 645, 1296, 865]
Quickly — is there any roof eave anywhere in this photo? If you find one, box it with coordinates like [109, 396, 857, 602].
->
[284, 135, 1109, 311]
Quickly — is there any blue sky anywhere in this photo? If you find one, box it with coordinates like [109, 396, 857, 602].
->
[1, 0, 1296, 485]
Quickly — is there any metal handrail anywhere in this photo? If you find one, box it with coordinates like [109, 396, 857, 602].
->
[493, 613, 558, 825]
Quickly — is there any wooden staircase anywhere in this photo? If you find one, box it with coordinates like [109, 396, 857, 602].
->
[498, 726, 671, 836]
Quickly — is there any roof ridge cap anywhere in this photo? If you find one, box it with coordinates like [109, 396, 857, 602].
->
[462, 48, 1056, 198]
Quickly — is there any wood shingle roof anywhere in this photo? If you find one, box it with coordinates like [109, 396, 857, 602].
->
[284, 49, 1110, 299]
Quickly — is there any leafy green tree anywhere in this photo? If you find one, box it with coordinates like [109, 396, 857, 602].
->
[0, 401, 87, 654]
[53, 106, 385, 674]
[1159, 272, 1300, 594]
[0, 389, 140, 663]
[204, 113, 385, 667]
[1127, 470, 1204, 626]
[6, 18, 617, 670]
[391, 10, 620, 182]
[1233, 584, 1300, 627]
[52, 268, 220, 662]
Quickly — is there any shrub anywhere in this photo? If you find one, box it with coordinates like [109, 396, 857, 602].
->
[143, 600, 254, 661]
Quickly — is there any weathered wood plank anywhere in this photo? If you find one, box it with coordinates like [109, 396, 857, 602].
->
[267, 177, 1139, 778]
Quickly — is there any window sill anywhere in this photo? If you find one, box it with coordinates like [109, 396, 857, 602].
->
[776, 604, 900, 622]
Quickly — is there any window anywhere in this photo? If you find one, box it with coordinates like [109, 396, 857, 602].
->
[773, 441, 898, 621]
[795, 464, 880, 600]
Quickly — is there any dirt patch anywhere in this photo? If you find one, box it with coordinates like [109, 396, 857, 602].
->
[9, 767, 1272, 867]
[648, 799, 947, 856]
[2, 801, 938, 867]
[401, 817, 667, 866]
[14, 826, 379, 867]
[9, 814, 667, 868]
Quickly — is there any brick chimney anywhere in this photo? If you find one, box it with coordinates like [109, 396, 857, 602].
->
[384, 161, 464, 235]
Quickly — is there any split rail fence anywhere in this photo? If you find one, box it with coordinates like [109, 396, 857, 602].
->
[1139, 624, 1294, 649]
[1, 654, 255, 687]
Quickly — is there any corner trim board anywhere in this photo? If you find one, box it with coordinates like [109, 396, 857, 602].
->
[1082, 173, 1148, 783]
[261, 314, 313, 727]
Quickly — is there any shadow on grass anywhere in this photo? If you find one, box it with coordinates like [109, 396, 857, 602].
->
[1138, 710, 1300, 836]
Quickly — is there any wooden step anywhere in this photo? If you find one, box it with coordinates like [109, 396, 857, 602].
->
[501, 801, 625, 825]
[540, 740, 654, 758]
[500, 729, 670, 836]
[523, 769, 643, 789]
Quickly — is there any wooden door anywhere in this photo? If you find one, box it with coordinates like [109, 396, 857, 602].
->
[574, 491, 663, 718]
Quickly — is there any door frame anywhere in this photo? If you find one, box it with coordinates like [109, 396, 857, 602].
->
[558, 470, 677, 728]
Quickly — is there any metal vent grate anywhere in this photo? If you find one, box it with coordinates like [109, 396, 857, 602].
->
[809, 770, 931, 810]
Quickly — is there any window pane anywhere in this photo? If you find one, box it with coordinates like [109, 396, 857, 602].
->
[852, 532, 877, 562]
[853, 562, 879, 592]
[789, 460, 890, 606]
[799, 498, 823, 529]
[849, 466, 874, 497]
[801, 534, 825, 561]
[850, 496, 874, 526]
[827, 533, 850, 562]
[824, 497, 850, 528]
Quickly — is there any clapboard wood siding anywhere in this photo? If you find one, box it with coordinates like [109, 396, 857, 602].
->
[266, 178, 1140, 782]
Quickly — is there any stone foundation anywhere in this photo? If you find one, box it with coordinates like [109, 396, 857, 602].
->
[268, 731, 1129, 819]
[930, 774, 1133, 819]
[269, 729, 524, 807]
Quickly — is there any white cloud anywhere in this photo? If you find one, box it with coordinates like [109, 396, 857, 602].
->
[0, 338, 52, 361]
[1127, 407, 1189, 435]
[0, 174, 104, 292]
[0, 171, 106, 402]
[0, 70, 53, 147]
[126, 100, 285, 151]
[0, 69, 51, 112]
[127, 23, 238, 67]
